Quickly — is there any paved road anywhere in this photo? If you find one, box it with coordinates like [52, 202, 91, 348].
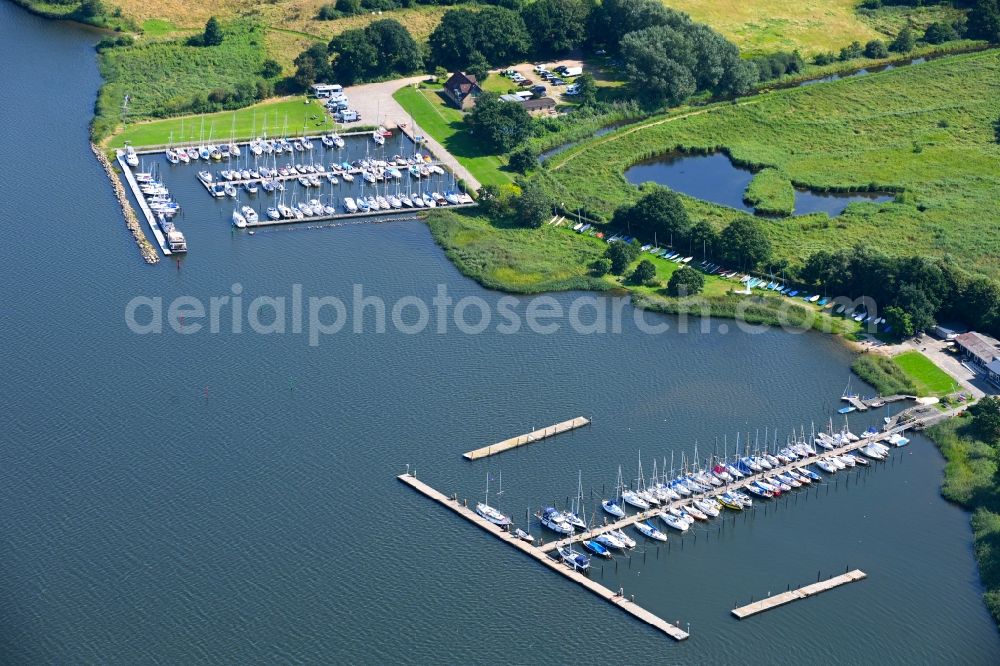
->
[342, 77, 481, 190]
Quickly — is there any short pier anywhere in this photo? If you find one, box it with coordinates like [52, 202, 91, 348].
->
[841, 395, 869, 411]
[462, 417, 591, 460]
[397, 472, 689, 641]
[731, 569, 867, 619]
[116, 150, 172, 256]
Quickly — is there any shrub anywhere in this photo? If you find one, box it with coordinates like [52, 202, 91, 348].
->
[631, 259, 657, 285]
[890, 27, 915, 53]
[864, 39, 888, 59]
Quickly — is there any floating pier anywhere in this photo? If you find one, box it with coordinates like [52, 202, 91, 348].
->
[397, 472, 689, 641]
[462, 417, 591, 460]
[841, 395, 869, 411]
[538, 426, 911, 555]
[116, 151, 172, 256]
[731, 570, 867, 619]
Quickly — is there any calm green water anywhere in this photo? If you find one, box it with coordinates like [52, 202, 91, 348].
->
[1, 3, 998, 662]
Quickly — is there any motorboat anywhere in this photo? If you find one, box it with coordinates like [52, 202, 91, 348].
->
[715, 494, 743, 511]
[635, 521, 667, 542]
[198, 171, 213, 184]
[556, 546, 590, 572]
[539, 507, 574, 535]
[693, 498, 720, 517]
[241, 206, 258, 224]
[595, 533, 627, 550]
[124, 144, 139, 167]
[266, 206, 280, 221]
[601, 499, 625, 518]
[343, 197, 358, 213]
[888, 433, 910, 447]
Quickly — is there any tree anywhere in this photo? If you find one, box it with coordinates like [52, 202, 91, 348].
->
[524, 0, 592, 55]
[895, 283, 937, 333]
[864, 39, 888, 59]
[839, 41, 863, 61]
[514, 181, 552, 228]
[293, 43, 333, 89]
[612, 186, 690, 243]
[718, 217, 771, 269]
[429, 8, 530, 70]
[477, 183, 519, 218]
[203, 17, 224, 46]
[329, 20, 422, 84]
[606, 241, 640, 275]
[465, 92, 533, 153]
[508, 145, 538, 174]
[465, 51, 491, 83]
[79, 0, 105, 18]
[575, 72, 598, 105]
[631, 259, 657, 285]
[969, 396, 1000, 443]
[620, 30, 696, 105]
[924, 22, 957, 45]
[883, 305, 915, 338]
[667, 266, 705, 296]
[689, 220, 718, 258]
[591, 258, 613, 276]
[968, 0, 1000, 42]
[890, 27, 915, 53]
[260, 59, 282, 79]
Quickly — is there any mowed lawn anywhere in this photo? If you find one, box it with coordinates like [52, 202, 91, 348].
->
[108, 98, 336, 149]
[393, 85, 512, 187]
[662, 0, 883, 56]
[893, 351, 959, 396]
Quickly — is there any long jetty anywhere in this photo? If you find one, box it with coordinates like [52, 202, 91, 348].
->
[397, 472, 689, 641]
[463, 417, 591, 460]
[538, 426, 908, 554]
[731, 570, 867, 619]
[116, 150, 172, 256]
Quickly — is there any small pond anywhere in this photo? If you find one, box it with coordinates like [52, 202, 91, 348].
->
[624, 152, 893, 217]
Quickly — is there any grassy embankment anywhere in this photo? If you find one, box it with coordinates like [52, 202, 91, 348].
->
[743, 168, 795, 216]
[542, 49, 1000, 281]
[851, 350, 958, 397]
[662, 0, 965, 56]
[108, 98, 338, 149]
[426, 209, 858, 335]
[925, 416, 1000, 625]
[393, 85, 512, 187]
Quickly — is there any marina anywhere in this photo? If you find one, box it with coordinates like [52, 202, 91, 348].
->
[462, 417, 592, 460]
[116, 148, 176, 256]
[731, 570, 868, 619]
[397, 472, 690, 641]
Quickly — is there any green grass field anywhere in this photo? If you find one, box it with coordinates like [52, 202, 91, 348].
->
[543, 50, 1000, 280]
[108, 98, 335, 149]
[893, 350, 959, 396]
[744, 168, 794, 216]
[393, 85, 512, 187]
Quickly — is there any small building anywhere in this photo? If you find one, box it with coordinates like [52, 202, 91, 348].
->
[954, 331, 1000, 372]
[987, 359, 1000, 387]
[522, 97, 556, 115]
[441, 72, 481, 110]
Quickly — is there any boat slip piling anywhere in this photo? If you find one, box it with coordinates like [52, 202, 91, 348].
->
[397, 472, 689, 641]
[462, 417, 591, 460]
[731, 570, 867, 619]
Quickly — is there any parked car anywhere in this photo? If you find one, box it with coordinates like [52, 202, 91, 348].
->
[550, 77, 565, 86]
[562, 66, 583, 77]
[553, 65, 568, 74]
[335, 110, 360, 122]
[565, 84, 580, 95]
[518, 78, 534, 87]
[530, 84, 546, 95]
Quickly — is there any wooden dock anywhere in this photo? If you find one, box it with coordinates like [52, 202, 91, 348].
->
[731, 570, 867, 619]
[462, 417, 591, 460]
[841, 395, 869, 411]
[397, 472, 689, 641]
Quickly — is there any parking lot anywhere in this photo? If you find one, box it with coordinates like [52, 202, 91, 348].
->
[494, 58, 586, 105]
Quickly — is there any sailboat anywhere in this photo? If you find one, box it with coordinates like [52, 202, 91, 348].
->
[561, 472, 587, 529]
[475, 471, 511, 528]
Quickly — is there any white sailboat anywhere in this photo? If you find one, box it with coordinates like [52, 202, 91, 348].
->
[475, 471, 511, 528]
